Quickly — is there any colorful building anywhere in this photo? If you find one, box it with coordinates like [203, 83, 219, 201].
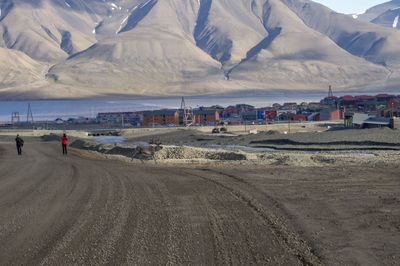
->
[194, 110, 220, 125]
[143, 110, 179, 126]
[290, 114, 308, 121]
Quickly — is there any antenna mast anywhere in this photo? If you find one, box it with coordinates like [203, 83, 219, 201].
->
[328, 85, 333, 98]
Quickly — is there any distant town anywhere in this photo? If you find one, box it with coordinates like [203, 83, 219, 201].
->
[3, 92, 400, 130]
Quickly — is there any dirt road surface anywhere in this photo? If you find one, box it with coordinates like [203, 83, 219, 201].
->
[0, 142, 398, 265]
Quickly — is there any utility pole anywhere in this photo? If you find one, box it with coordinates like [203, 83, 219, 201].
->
[11, 112, 20, 124]
[180, 96, 186, 110]
[27, 103, 34, 123]
[243, 112, 247, 133]
[392, 102, 394, 118]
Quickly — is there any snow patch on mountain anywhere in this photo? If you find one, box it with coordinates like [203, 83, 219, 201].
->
[116, 15, 129, 33]
[117, 0, 158, 34]
[142, 0, 152, 7]
[352, 10, 366, 19]
[110, 3, 122, 11]
[393, 15, 399, 28]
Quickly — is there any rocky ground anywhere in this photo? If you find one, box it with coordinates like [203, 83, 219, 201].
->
[0, 127, 399, 265]
[0, 141, 399, 265]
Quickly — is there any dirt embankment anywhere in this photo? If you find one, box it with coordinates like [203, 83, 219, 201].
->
[123, 127, 400, 151]
[70, 138, 400, 167]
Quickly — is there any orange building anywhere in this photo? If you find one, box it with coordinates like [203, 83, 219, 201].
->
[194, 110, 220, 125]
[143, 110, 179, 126]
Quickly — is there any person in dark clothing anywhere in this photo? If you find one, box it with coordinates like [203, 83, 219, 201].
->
[61, 134, 68, 155]
[15, 134, 24, 155]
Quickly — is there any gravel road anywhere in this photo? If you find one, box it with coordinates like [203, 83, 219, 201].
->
[0, 142, 398, 265]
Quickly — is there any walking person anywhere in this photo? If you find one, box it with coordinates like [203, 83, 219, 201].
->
[61, 133, 68, 155]
[15, 134, 24, 155]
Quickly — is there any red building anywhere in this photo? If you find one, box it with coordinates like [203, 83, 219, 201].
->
[283, 102, 297, 108]
[376, 94, 396, 102]
[340, 95, 356, 103]
[387, 98, 400, 108]
[265, 110, 276, 120]
[290, 114, 308, 121]
[312, 113, 320, 121]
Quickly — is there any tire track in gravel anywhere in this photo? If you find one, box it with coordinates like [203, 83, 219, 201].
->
[0, 147, 45, 205]
[122, 166, 216, 265]
[90, 170, 131, 265]
[107, 171, 140, 265]
[151, 178, 202, 265]
[200, 180, 291, 265]
[183, 168, 323, 266]
[0, 145, 69, 243]
[0, 144, 94, 264]
[203, 199, 236, 265]
[125, 174, 172, 265]
[29, 163, 89, 265]
[208, 167, 353, 262]
[140, 166, 303, 265]
[38, 172, 99, 265]
[40, 165, 116, 265]
[0, 142, 322, 265]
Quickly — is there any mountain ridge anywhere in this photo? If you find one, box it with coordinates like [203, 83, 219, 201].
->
[0, 0, 399, 99]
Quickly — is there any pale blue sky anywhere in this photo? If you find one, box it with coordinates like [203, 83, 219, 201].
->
[313, 0, 387, 14]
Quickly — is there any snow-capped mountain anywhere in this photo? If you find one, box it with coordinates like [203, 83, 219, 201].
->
[356, 0, 400, 29]
[1, 0, 400, 99]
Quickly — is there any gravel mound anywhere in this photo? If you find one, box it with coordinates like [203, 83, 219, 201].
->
[70, 139, 400, 167]
[71, 139, 249, 161]
[156, 146, 248, 161]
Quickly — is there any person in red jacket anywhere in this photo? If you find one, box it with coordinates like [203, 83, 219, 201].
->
[61, 133, 68, 155]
